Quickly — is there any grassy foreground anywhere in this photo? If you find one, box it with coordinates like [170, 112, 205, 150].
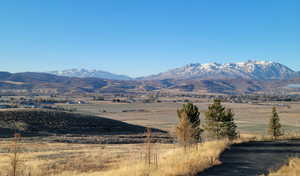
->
[269, 158, 300, 176]
[84, 140, 229, 176]
[0, 140, 229, 176]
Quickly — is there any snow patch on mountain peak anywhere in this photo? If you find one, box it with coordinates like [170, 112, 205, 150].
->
[143, 60, 296, 80]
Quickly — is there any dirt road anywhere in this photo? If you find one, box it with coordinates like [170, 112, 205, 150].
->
[198, 140, 300, 176]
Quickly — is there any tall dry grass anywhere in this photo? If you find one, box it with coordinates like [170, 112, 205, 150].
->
[86, 140, 229, 176]
[0, 132, 265, 176]
[0, 141, 174, 176]
[268, 158, 300, 176]
[1, 134, 257, 176]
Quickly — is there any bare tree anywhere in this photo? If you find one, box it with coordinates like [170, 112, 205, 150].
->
[9, 133, 22, 176]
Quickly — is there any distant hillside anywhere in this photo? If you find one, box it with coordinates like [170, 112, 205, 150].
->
[0, 109, 164, 137]
[0, 72, 108, 94]
[0, 71, 151, 95]
[0, 67, 300, 95]
[49, 68, 132, 80]
[142, 61, 298, 80]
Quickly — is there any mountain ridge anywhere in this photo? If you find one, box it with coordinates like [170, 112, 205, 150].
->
[0, 71, 300, 95]
[47, 61, 298, 81]
[48, 68, 132, 80]
[0, 60, 300, 95]
[141, 60, 298, 80]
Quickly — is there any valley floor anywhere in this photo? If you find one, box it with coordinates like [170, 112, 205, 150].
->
[60, 102, 300, 134]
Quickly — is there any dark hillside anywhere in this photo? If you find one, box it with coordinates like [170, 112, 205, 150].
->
[0, 109, 165, 137]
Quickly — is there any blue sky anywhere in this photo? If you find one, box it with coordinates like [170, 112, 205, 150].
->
[0, 0, 299, 77]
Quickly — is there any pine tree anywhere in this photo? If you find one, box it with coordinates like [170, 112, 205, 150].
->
[203, 99, 237, 140]
[177, 103, 202, 141]
[268, 107, 283, 139]
[176, 112, 196, 150]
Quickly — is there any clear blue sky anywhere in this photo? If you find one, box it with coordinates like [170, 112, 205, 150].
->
[0, 0, 299, 77]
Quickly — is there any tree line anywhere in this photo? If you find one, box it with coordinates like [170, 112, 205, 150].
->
[176, 99, 283, 147]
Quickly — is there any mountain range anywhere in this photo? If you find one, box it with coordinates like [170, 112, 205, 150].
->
[49, 61, 299, 81]
[48, 68, 132, 80]
[141, 60, 299, 80]
[0, 60, 300, 95]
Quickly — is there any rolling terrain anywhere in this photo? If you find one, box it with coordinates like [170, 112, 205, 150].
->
[0, 61, 300, 95]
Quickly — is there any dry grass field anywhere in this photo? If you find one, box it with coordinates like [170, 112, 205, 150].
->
[59, 101, 300, 134]
[0, 140, 172, 175]
[0, 139, 229, 176]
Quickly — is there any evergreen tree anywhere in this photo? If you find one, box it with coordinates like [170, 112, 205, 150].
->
[268, 107, 283, 139]
[176, 112, 196, 150]
[177, 103, 202, 141]
[204, 99, 237, 140]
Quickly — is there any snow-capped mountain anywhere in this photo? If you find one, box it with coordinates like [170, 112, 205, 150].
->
[142, 60, 297, 80]
[48, 68, 132, 80]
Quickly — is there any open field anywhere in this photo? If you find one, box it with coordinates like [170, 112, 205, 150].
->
[0, 139, 228, 176]
[0, 101, 300, 175]
[0, 140, 172, 175]
[59, 101, 300, 135]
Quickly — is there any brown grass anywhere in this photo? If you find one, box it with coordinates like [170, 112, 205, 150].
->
[0, 139, 229, 176]
[245, 132, 300, 142]
[268, 158, 300, 176]
[2, 132, 296, 176]
[0, 141, 174, 176]
[89, 140, 229, 176]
